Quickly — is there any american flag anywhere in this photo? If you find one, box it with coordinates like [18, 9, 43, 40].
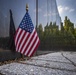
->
[15, 11, 40, 57]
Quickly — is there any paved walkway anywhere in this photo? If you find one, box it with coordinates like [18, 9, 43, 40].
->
[0, 52, 76, 75]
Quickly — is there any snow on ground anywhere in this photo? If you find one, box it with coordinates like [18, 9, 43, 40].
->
[0, 52, 76, 75]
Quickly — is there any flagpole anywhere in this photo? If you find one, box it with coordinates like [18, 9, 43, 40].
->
[21, 4, 29, 59]
[26, 4, 28, 12]
[36, 0, 38, 31]
[35, 0, 38, 56]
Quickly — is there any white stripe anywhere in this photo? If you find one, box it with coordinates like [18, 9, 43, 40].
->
[24, 32, 37, 55]
[28, 38, 39, 56]
[16, 30, 25, 52]
[19, 32, 29, 53]
[21, 28, 35, 54]
[15, 28, 21, 45]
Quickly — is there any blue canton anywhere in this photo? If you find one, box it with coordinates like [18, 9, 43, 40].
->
[19, 12, 34, 33]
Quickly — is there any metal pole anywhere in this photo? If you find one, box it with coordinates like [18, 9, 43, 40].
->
[22, 4, 29, 59]
[35, 0, 38, 56]
[36, 0, 38, 31]
[26, 4, 29, 12]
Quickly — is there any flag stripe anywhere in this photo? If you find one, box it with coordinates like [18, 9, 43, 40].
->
[30, 40, 40, 57]
[15, 29, 22, 51]
[18, 32, 28, 52]
[17, 30, 25, 52]
[20, 33, 30, 53]
[28, 38, 40, 56]
[26, 34, 38, 56]
[23, 29, 36, 54]
[16, 30, 25, 52]
[15, 28, 20, 46]
[15, 28, 22, 46]
[21, 29, 35, 54]
[16, 29, 23, 51]
[24, 31, 37, 55]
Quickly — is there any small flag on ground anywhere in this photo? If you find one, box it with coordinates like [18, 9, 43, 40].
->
[15, 11, 40, 57]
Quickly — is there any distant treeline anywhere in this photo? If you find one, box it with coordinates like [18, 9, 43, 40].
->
[37, 16, 76, 51]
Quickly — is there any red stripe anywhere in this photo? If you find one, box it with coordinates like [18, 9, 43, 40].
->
[16, 30, 22, 46]
[26, 35, 38, 56]
[23, 31, 36, 55]
[17, 31, 26, 51]
[30, 40, 40, 57]
[20, 33, 30, 53]
[16, 29, 23, 51]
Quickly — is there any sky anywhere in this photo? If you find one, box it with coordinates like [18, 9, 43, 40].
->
[0, 0, 76, 37]
[56, 0, 76, 27]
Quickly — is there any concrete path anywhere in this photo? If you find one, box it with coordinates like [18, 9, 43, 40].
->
[0, 52, 76, 75]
